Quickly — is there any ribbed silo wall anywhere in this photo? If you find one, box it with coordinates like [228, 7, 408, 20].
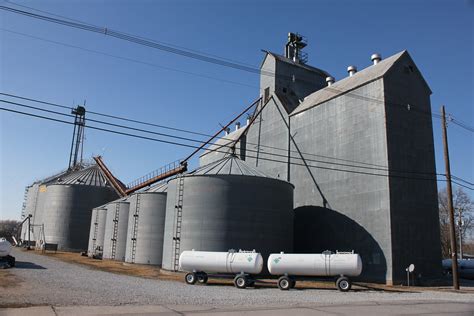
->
[87, 208, 97, 256]
[87, 207, 107, 256]
[21, 183, 40, 240]
[26, 185, 49, 243]
[124, 192, 167, 265]
[42, 184, 117, 251]
[103, 201, 130, 261]
[32, 185, 48, 227]
[162, 175, 294, 271]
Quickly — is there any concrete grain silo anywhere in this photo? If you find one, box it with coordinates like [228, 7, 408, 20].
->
[41, 165, 118, 251]
[124, 189, 167, 265]
[161, 155, 294, 271]
[103, 200, 130, 261]
[87, 206, 107, 257]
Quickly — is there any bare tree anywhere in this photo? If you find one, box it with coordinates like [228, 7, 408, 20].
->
[439, 187, 474, 258]
[0, 220, 21, 243]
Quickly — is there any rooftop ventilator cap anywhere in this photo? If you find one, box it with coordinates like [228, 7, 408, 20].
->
[371, 53, 382, 65]
[347, 65, 357, 76]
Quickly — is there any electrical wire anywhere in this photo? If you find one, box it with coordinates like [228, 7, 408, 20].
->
[0, 92, 399, 169]
[3, 4, 473, 131]
[0, 6, 264, 75]
[1, 98, 453, 178]
[2, 106, 473, 191]
[4, 0, 260, 69]
[1, 94, 469, 180]
[1, 28, 257, 89]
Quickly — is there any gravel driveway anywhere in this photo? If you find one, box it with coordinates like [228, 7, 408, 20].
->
[2, 248, 473, 307]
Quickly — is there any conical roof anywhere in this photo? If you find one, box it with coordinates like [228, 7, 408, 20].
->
[52, 164, 112, 187]
[191, 155, 270, 177]
[145, 181, 168, 192]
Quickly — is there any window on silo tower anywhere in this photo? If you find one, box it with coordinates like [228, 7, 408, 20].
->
[264, 87, 270, 102]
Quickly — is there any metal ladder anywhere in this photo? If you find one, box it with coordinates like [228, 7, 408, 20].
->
[172, 175, 185, 271]
[130, 194, 141, 263]
[111, 204, 120, 259]
[21, 187, 28, 218]
[92, 211, 100, 253]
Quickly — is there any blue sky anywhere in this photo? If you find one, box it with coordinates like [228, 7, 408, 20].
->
[1, 0, 473, 220]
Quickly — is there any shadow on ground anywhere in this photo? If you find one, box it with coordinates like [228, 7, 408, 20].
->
[14, 261, 47, 270]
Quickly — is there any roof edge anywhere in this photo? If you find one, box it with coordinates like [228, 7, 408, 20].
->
[290, 50, 408, 116]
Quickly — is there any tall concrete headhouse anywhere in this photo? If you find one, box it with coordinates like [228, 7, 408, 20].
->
[201, 34, 442, 284]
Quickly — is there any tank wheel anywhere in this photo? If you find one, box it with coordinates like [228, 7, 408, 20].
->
[234, 275, 247, 289]
[185, 272, 197, 285]
[290, 279, 296, 289]
[197, 272, 208, 284]
[277, 276, 292, 290]
[6, 255, 15, 267]
[336, 276, 351, 292]
[247, 278, 256, 287]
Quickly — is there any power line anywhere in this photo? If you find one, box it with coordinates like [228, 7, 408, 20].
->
[2, 97, 452, 178]
[0, 92, 398, 170]
[4, 0, 260, 69]
[1, 93, 470, 180]
[3, 105, 473, 191]
[3, 4, 469, 129]
[450, 118, 474, 133]
[1, 28, 258, 90]
[451, 175, 474, 186]
[0, 92, 211, 138]
[0, 6, 264, 75]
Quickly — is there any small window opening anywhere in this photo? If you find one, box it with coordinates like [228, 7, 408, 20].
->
[264, 87, 270, 102]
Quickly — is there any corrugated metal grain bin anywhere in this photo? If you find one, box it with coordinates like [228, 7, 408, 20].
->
[124, 189, 167, 265]
[161, 156, 294, 271]
[103, 200, 130, 261]
[41, 165, 118, 251]
[87, 206, 107, 257]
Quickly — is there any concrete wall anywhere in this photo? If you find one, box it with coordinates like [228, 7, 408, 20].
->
[261, 54, 328, 113]
[289, 79, 391, 282]
[245, 97, 291, 181]
[383, 55, 442, 281]
[201, 52, 441, 283]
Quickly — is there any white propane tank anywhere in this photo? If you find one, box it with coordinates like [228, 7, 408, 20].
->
[0, 238, 12, 257]
[268, 252, 362, 277]
[179, 250, 264, 274]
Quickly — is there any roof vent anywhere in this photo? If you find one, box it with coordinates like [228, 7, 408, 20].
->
[326, 76, 335, 86]
[235, 122, 241, 131]
[371, 53, 382, 65]
[347, 66, 357, 76]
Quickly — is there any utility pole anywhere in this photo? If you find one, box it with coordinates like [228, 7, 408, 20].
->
[441, 105, 459, 290]
[458, 209, 463, 259]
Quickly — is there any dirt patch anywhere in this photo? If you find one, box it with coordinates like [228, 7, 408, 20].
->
[0, 271, 23, 289]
